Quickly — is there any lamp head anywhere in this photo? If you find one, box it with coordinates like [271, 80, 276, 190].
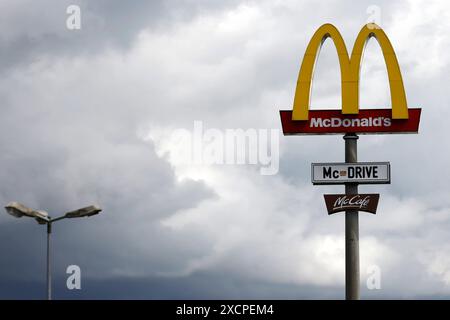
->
[64, 205, 102, 218]
[4, 202, 49, 223]
[5, 202, 27, 218]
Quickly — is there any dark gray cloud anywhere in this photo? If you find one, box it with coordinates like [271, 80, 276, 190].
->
[0, 272, 344, 299]
[0, 0, 242, 72]
[2, 271, 448, 300]
[0, 0, 221, 295]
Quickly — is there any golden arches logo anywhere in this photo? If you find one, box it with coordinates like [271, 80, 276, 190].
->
[292, 23, 408, 121]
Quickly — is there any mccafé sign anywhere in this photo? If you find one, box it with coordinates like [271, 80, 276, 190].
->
[324, 194, 379, 215]
[279, 23, 421, 135]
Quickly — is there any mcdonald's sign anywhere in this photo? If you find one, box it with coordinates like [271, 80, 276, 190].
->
[280, 23, 421, 135]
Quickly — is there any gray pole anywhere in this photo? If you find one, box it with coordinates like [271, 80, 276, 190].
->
[344, 133, 359, 300]
[47, 222, 52, 300]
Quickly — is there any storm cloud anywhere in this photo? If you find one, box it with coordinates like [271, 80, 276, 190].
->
[1, 0, 450, 299]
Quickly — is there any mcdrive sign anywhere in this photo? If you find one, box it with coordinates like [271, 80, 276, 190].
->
[279, 23, 421, 135]
[312, 162, 390, 185]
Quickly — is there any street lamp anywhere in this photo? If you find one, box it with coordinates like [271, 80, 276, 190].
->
[4, 202, 102, 300]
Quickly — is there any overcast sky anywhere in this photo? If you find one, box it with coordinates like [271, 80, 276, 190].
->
[1, 0, 450, 299]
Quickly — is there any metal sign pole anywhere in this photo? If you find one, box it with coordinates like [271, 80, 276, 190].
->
[47, 222, 52, 300]
[344, 133, 359, 300]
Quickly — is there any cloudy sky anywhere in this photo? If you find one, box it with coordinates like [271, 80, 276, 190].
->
[0, 0, 449, 299]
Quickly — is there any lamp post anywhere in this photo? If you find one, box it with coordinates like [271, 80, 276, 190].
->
[4, 202, 102, 300]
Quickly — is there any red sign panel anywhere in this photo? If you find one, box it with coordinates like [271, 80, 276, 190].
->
[280, 108, 421, 135]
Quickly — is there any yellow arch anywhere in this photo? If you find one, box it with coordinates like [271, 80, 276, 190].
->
[292, 23, 408, 120]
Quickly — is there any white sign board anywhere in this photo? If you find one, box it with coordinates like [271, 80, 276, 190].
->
[311, 162, 390, 185]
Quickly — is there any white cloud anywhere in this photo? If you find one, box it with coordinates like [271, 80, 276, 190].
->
[2, 0, 450, 298]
